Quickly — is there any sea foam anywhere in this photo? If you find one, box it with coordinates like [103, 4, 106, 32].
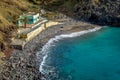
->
[37, 27, 101, 74]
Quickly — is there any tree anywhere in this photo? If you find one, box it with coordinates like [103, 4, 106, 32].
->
[23, 17, 28, 28]
[20, 16, 28, 28]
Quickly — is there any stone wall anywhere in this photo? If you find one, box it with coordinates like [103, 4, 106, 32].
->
[26, 21, 60, 41]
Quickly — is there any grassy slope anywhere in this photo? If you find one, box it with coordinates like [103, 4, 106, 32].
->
[0, 0, 39, 50]
[0, 0, 78, 50]
[0, 0, 31, 28]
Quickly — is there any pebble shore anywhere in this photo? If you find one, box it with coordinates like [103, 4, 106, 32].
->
[0, 18, 101, 80]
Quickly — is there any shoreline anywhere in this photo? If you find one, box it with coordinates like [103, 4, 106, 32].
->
[0, 19, 102, 80]
[38, 27, 102, 75]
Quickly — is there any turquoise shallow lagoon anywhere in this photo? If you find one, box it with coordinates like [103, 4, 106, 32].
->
[39, 27, 120, 80]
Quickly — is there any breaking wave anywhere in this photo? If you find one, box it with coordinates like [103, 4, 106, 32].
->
[36, 27, 101, 75]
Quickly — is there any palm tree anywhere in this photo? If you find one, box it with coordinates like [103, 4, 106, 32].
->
[23, 17, 28, 28]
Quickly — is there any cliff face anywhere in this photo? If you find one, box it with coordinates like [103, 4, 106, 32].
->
[72, 0, 120, 26]
[43, 0, 120, 26]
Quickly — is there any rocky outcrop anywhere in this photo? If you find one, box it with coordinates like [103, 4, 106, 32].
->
[71, 0, 119, 26]
[50, 0, 120, 26]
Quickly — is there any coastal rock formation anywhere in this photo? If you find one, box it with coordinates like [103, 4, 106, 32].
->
[44, 0, 120, 26]
[72, 0, 120, 26]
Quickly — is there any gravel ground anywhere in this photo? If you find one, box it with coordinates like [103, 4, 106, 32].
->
[0, 18, 101, 80]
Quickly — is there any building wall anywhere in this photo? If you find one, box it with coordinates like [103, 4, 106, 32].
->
[32, 13, 40, 23]
[18, 20, 24, 26]
[18, 13, 40, 27]
[26, 21, 59, 41]
[27, 16, 34, 24]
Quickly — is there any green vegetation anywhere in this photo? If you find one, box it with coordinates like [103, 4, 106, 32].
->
[21, 16, 29, 28]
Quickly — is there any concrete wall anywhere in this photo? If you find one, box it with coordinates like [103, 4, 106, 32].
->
[10, 20, 62, 50]
[26, 24, 44, 41]
[25, 21, 60, 42]
[33, 13, 40, 23]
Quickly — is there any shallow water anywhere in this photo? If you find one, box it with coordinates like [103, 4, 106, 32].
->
[38, 27, 120, 80]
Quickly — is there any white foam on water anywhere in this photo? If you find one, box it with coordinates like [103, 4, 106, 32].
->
[37, 27, 102, 74]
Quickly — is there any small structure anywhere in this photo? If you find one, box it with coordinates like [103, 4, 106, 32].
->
[41, 9, 46, 15]
[18, 12, 40, 27]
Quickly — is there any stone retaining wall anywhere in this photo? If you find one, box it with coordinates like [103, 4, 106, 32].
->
[26, 21, 60, 42]
[10, 21, 62, 50]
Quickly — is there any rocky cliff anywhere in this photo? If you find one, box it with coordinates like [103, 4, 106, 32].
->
[73, 0, 120, 26]
[44, 0, 120, 26]
[40, 0, 120, 26]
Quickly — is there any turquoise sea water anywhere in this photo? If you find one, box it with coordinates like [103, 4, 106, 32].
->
[38, 27, 120, 80]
